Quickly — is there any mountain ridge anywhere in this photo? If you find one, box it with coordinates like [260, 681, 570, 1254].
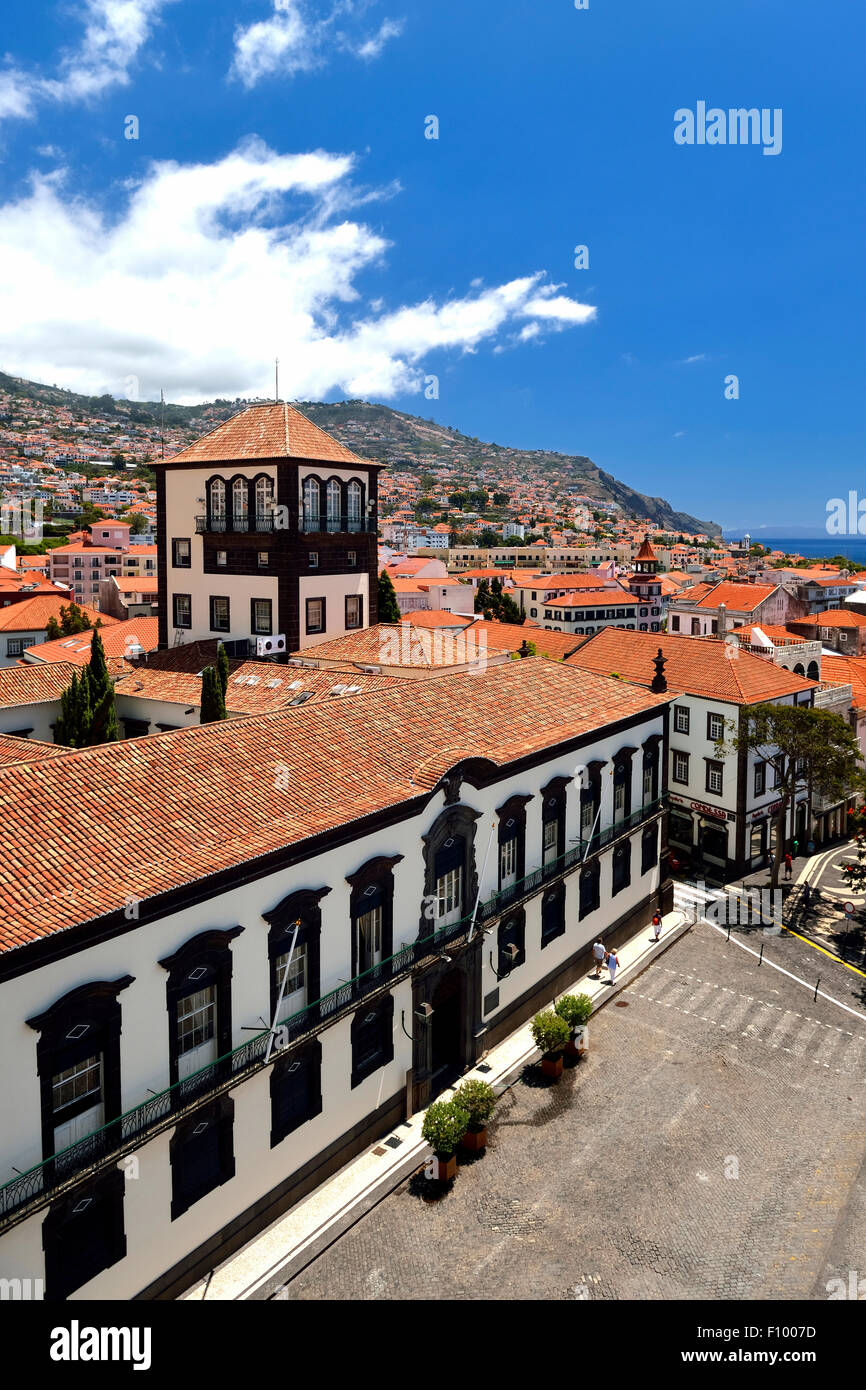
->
[0, 370, 719, 535]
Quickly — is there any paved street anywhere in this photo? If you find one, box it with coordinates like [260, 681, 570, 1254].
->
[277, 920, 866, 1302]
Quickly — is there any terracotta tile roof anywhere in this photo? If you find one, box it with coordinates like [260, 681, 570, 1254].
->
[289, 623, 512, 669]
[545, 589, 636, 609]
[464, 621, 584, 660]
[567, 629, 817, 703]
[113, 662, 402, 714]
[511, 573, 608, 591]
[805, 608, 866, 628]
[24, 617, 159, 665]
[111, 576, 159, 594]
[0, 662, 79, 708]
[0, 735, 69, 768]
[399, 610, 474, 629]
[155, 403, 368, 467]
[140, 640, 228, 674]
[676, 581, 779, 611]
[0, 658, 668, 951]
[635, 536, 657, 561]
[0, 596, 112, 633]
[822, 654, 866, 710]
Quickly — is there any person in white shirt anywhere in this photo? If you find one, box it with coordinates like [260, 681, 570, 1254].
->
[591, 938, 605, 979]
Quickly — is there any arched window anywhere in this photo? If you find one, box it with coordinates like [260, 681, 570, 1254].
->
[209, 477, 226, 530]
[232, 477, 248, 531]
[807, 661, 819, 680]
[347, 480, 362, 532]
[303, 477, 320, 532]
[327, 479, 341, 532]
[793, 663, 805, 676]
[255, 475, 274, 528]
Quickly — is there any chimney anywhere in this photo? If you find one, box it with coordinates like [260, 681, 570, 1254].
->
[717, 601, 727, 639]
[651, 648, 667, 693]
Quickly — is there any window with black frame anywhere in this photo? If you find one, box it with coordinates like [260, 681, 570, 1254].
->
[350, 994, 394, 1088]
[170, 1095, 235, 1220]
[540, 882, 566, 947]
[641, 823, 659, 873]
[270, 1041, 322, 1145]
[612, 840, 632, 895]
[579, 861, 600, 918]
[497, 910, 526, 974]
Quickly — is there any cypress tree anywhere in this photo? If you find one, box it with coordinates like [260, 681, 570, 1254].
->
[55, 669, 92, 747]
[84, 628, 119, 745]
[378, 568, 401, 624]
[200, 666, 227, 723]
[216, 642, 230, 699]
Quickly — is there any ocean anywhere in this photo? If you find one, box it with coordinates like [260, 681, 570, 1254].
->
[724, 536, 866, 564]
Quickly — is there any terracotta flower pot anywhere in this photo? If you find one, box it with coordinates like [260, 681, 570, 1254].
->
[433, 1152, 457, 1181]
[541, 1052, 564, 1079]
[461, 1124, 487, 1152]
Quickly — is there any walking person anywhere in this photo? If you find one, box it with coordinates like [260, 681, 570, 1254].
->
[803, 881, 812, 912]
[652, 910, 662, 942]
[792, 838, 799, 859]
[591, 937, 605, 979]
[784, 851, 793, 881]
[607, 947, 619, 986]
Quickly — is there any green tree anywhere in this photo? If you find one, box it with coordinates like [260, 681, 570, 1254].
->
[378, 568, 401, 623]
[85, 628, 119, 744]
[726, 704, 866, 889]
[200, 666, 227, 723]
[46, 602, 93, 641]
[216, 643, 230, 700]
[492, 492, 509, 506]
[54, 669, 92, 748]
[54, 629, 118, 747]
[127, 512, 149, 534]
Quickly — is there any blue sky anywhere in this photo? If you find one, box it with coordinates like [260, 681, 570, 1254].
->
[0, 0, 863, 532]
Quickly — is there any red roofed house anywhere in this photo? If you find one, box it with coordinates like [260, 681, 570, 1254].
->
[668, 580, 797, 638]
[0, 594, 114, 668]
[568, 627, 827, 875]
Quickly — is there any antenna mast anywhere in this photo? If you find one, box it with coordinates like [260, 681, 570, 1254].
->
[160, 387, 165, 459]
[275, 357, 280, 403]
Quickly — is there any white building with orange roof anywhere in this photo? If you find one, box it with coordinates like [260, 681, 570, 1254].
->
[0, 659, 669, 1298]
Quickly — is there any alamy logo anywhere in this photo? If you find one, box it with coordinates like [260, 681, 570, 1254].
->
[50, 1321, 152, 1370]
[0, 1277, 43, 1299]
[0, 498, 43, 541]
[826, 492, 866, 536]
[825, 1269, 866, 1299]
[674, 103, 782, 156]
[379, 621, 488, 672]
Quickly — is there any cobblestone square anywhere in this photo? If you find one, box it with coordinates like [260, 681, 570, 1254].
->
[280, 922, 866, 1302]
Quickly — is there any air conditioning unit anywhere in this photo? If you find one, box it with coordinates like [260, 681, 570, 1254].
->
[256, 634, 287, 657]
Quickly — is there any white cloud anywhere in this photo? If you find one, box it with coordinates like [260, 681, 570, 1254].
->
[673, 430, 686, 437]
[0, 0, 174, 124]
[0, 140, 596, 402]
[678, 353, 707, 364]
[355, 18, 404, 60]
[231, 1, 405, 88]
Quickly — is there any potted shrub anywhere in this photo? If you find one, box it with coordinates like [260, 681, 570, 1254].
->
[422, 1098, 470, 1181]
[555, 993, 593, 1056]
[454, 1079, 497, 1152]
[530, 1009, 571, 1079]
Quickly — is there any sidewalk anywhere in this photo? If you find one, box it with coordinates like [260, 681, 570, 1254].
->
[182, 904, 692, 1302]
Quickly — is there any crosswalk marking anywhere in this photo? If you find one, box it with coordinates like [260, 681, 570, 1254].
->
[625, 974, 866, 1081]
